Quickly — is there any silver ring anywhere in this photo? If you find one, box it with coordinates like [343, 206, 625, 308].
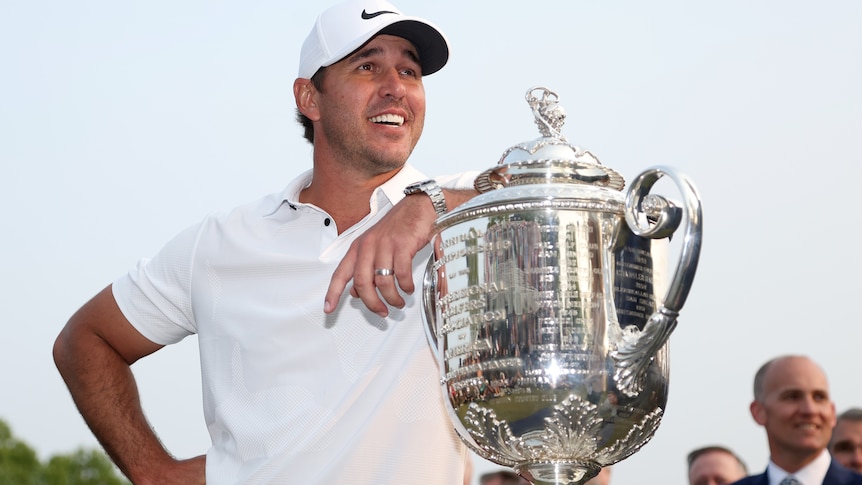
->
[374, 268, 395, 276]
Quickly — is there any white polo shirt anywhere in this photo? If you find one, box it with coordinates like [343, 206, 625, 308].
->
[113, 164, 473, 484]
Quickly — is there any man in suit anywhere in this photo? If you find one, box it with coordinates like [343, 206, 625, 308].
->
[829, 408, 862, 473]
[732, 355, 862, 485]
[688, 445, 747, 485]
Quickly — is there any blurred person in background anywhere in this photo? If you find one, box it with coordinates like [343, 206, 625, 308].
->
[829, 408, 862, 473]
[479, 469, 531, 485]
[584, 465, 612, 485]
[688, 445, 747, 485]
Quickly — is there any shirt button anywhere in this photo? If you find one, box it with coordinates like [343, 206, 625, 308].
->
[324, 218, 331, 226]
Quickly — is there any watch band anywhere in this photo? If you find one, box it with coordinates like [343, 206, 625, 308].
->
[404, 179, 447, 216]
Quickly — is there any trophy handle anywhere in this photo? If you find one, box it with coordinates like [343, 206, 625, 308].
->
[613, 166, 702, 396]
[625, 166, 702, 314]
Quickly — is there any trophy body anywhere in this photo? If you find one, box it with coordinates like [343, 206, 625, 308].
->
[422, 88, 702, 484]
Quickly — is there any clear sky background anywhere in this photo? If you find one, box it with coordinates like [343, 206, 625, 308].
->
[2, 1, 861, 484]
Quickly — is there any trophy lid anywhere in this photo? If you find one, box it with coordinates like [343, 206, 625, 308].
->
[473, 87, 625, 193]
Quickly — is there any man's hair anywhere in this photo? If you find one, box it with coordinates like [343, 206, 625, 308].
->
[753, 355, 814, 401]
[829, 407, 862, 448]
[837, 408, 862, 423]
[295, 68, 326, 144]
[753, 357, 778, 401]
[687, 445, 748, 474]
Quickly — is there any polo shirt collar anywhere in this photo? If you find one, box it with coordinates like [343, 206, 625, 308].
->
[264, 164, 429, 217]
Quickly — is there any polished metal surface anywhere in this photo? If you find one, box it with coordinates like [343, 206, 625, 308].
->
[422, 87, 703, 485]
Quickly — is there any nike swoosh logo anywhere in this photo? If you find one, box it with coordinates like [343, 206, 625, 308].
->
[361, 9, 396, 19]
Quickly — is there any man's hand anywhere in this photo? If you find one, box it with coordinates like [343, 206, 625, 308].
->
[53, 286, 207, 485]
[324, 193, 435, 317]
[324, 188, 477, 317]
[142, 455, 207, 485]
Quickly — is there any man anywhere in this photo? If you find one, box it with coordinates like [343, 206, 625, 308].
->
[829, 408, 862, 473]
[53, 0, 478, 483]
[479, 469, 532, 485]
[732, 355, 862, 485]
[584, 466, 612, 485]
[688, 445, 747, 485]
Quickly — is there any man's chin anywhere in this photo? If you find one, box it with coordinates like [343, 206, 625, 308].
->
[367, 155, 409, 175]
[790, 436, 828, 453]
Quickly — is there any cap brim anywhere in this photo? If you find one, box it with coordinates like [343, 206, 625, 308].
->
[378, 20, 449, 76]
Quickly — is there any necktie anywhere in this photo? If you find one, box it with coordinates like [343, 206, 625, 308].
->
[779, 477, 801, 485]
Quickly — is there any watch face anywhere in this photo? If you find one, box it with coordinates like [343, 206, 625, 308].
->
[406, 180, 434, 193]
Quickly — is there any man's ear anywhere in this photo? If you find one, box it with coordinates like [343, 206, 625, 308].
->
[294, 78, 320, 121]
[750, 400, 767, 426]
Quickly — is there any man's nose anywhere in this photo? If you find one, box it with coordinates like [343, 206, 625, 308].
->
[851, 446, 862, 468]
[798, 395, 820, 413]
[379, 68, 406, 99]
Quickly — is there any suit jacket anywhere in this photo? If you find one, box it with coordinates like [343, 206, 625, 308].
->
[731, 460, 862, 485]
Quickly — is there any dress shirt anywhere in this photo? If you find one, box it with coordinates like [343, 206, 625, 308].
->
[766, 449, 831, 485]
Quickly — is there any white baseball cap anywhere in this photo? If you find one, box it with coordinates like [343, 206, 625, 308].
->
[298, 0, 450, 79]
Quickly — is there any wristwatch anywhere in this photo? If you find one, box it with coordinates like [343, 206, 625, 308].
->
[403, 179, 447, 216]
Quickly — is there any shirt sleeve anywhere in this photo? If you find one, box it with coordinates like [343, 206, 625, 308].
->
[112, 222, 202, 345]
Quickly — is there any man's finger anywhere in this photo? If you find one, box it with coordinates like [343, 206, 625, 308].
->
[324, 251, 357, 314]
[352, 273, 389, 317]
[374, 269, 405, 309]
[393, 249, 416, 295]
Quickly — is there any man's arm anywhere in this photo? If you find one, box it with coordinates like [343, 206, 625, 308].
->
[324, 188, 478, 317]
[53, 285, 206, 485]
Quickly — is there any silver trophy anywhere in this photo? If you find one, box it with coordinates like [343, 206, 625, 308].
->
[422, 87, 702, 484]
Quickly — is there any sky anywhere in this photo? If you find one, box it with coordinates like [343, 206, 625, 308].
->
[2, 1, 861, 484]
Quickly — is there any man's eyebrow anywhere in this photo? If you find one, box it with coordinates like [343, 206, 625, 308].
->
[777, 388, 801, 396]
[346, 45, 421, 66]
[347, 46, 383, 63]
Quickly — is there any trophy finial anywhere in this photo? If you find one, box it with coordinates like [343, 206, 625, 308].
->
[527, 87, 566, 139]
[473, 86, 624, 193]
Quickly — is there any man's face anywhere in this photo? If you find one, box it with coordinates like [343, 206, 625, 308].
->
[688, 451, 746, 485]
[313, 34, 426, 177]
[479, 473, 530, 485]
[751, 357, 837, 458]
[830, 418, 862, 472]
[584, 467, 611, 485]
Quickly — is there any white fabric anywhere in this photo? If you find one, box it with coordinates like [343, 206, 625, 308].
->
[767, 449, 832, 485]
[113, 164, 472, 484]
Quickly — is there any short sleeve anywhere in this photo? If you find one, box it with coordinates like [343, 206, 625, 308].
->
[112, 222, 202, 345]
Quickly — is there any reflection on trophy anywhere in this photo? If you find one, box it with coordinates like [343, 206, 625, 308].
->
[421, 87, 703, 485]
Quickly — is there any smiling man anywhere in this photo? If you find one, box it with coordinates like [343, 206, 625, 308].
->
[54, 0, 479, 483]
[732, 355, 862, 485]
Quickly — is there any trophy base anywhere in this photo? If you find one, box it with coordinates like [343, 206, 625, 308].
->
[516, 461, 600, 485]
